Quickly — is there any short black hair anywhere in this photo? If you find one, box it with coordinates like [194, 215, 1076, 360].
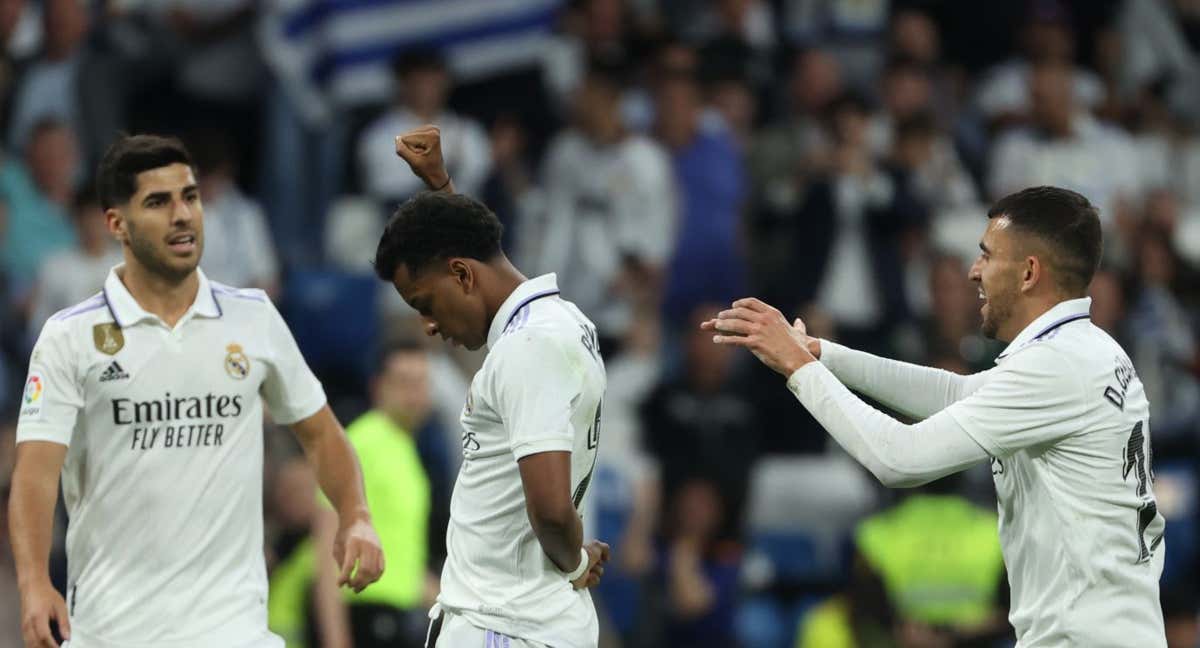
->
[373, 338, 426, 377]
[96, 134, 193, 209]
[374, 192, 504, 281]
[391, 48, 447, 79]
[988, 186, 1102, 295]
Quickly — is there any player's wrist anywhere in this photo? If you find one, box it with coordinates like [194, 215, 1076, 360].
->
[563, 547, 590, 581]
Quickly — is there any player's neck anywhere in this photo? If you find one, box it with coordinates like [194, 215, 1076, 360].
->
[1004, 294, 1073, 342]
[118, 262, 201, 328]
[483, 259, 529, 329]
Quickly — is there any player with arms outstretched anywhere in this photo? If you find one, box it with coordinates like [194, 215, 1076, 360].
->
[708, 186, 1167, 647]
[11, 135, 384, 648]
[376, 126, 610, 648]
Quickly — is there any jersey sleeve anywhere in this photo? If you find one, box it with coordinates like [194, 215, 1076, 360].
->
[491, 331, 586, 460]
[16, 318, 83, 446]
[260, 299, 327, 425]
[945, 344, 1087, 458]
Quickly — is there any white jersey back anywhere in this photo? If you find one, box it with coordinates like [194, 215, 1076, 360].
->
[946, 298, 1166, 647]
[436, 273, 606, 648]
[16, 267, 326, 648]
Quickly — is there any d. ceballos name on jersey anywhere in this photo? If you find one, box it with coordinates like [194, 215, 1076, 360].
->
[112, 392, 244, 451]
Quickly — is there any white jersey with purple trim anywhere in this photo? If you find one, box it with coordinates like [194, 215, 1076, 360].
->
[435, 273, 606, 648]
[16, 266, 326, 648]
[942, 298, 1167, 647]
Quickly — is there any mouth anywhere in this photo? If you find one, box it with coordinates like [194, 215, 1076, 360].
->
[978, 287, 989, 314]
[166, 232, 197, 255]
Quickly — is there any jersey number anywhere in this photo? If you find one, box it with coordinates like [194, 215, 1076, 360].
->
[572, 400, 601, 509]
[1122, 421, 1160, 563]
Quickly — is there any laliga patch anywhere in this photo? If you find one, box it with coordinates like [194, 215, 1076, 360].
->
[20, 373, 45, 420]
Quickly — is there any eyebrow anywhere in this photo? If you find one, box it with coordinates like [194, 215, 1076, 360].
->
[141, 191, 170, 206]
[979, 242, 991, 255]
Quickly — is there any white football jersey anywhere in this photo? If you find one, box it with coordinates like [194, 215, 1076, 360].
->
[17, 267, 326, 648]
[945, 298, 1167, 647]
[435, 273, 606, 648]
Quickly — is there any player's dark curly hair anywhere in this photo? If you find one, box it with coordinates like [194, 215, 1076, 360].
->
[988, 186, 1102, 296]
[96, 134, 193, 209]
[374, 191, 504, 281]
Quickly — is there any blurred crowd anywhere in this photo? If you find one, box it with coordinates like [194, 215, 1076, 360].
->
[1, 0, 1200, 647]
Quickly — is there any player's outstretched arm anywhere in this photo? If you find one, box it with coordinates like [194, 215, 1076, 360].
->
[291, 406, 385, 593]
[703, 298, 989, 419]
[10, 441, 71, 648]
[518, 451, 610, 589]
[395, 125, 456, 194]
[709, 298, 990, 487]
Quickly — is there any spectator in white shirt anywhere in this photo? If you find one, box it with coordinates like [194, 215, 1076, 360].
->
[190, 129, 280, 296]
[358, 49, 491, 203]
[27, 186, 121, 336]
[974, 6, 1105, 129]
[988, 60, 1141, 225]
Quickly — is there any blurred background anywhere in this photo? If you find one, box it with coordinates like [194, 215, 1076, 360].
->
[0, 0, 1199, 646]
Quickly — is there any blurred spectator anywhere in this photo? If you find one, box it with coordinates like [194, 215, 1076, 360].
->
[911, 253, 991, 371]
[890, 112, 978, 212]
[314, 341, 434, 648]
[481, 114, 538, 261]
[796, 478, 1009, 648]
[988, 60, 1141, 225]
[527, 58, 676, 350]
[1117, 0, 1200, 124]
[658, 478, 740, 646]
[769, 93, 924, 351]
[266, 457, 320, 648]
[190, 129, 280, 295]
[0, 118, 78, 300]
[27, 184, 120, 334]
[655, 70, 746, 329]
[640, 305, 758, 540]
[543, 0, 634, 113]
[974, 2, 1105, 128]
[358, 50, 491, 203]
[1127, 227, 1200, 445]
[680, 0, 777, 55]
[1, 479, 18, 648]
[778, 0, 890, 89]
[6, 0, 87, 152]
[1162, 588, 1200, 648]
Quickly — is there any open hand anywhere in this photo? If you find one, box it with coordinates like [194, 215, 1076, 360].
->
[701, 298, 819, 376]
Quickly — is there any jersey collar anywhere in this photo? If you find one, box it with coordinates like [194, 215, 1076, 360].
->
[103, 265, 223, 328]
[996, 296, 1092, 362]
[486, 273, 560, 350]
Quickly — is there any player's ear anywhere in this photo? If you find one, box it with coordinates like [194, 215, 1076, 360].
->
[106, 207, 127, 243]
[1021, 255, 1040, 292]
[448, 258, 474, 293]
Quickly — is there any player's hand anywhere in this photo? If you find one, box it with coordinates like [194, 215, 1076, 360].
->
[395, 125, 452, 191]
[702, 297, 819, 376]
[571, 540, 611, 590]
[19, 579, 70, 647]
[333, 514, 385, 593]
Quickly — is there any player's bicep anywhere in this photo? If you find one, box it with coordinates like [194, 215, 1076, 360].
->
[517, 451, 575, 524]
[944, 347, 1084, 457]
[17, 321, 84, 446]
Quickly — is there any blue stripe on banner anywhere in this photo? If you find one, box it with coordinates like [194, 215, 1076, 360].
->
[309, 4, 557, 83]
[284, 0, 425, 39]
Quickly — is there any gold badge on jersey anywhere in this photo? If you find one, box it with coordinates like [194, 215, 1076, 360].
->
[224, 343, 251, 380]
[93, 323, 124, 355]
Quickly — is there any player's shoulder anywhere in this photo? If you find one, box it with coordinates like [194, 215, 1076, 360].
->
[44, 292, 109, 333]
[208, 281, 277, 322]
[493, 299, 592, 359]
[1001, 321, 1116, 384]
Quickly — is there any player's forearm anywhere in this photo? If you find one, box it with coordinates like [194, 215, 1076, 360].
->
[313, 509, 354, 648]
[293, 409, 370, 520]
[787, 362, 989, 487]
[820, 340, 989, 419]
[529, 507, 584, 572]
[9, 463, 60, 590]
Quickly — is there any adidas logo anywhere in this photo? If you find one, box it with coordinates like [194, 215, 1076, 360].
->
[99, 361, 130, 382]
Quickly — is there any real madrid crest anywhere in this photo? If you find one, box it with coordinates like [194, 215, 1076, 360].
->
[93, 323, 124, 355]
[224, 343, 251, 380]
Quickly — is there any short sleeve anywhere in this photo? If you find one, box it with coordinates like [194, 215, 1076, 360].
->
[491, 332, 585, 460]
[945, 344, 1086, 458]
[16, 319, 83, 446]
[260, 300, 327, 425]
